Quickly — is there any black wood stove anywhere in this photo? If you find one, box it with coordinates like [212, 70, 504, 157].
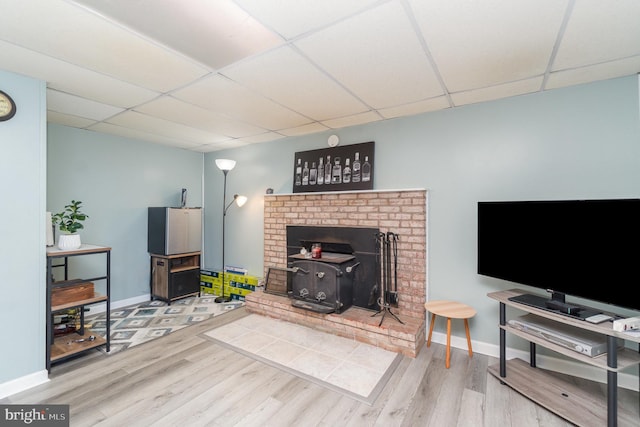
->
[289, 251, 358, 313]
[286, 226, 380, 314]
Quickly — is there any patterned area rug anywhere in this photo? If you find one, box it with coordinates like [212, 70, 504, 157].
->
[86, 295, 244, 354]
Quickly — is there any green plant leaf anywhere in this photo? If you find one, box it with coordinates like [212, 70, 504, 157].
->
[52, 200, 89, 234]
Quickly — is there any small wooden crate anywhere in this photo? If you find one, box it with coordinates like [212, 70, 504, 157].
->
[51, 282, 95, 306]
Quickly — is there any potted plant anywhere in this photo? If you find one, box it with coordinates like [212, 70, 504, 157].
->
[52, 200, 89, 250]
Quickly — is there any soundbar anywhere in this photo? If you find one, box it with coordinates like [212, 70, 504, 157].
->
[508, 293, 601, 320]
[508, 314, 623, 357]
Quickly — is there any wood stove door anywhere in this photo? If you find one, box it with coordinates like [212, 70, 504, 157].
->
[291, 260, 346, 311]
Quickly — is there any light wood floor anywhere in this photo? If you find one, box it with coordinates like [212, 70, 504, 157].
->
[5, 307, 639, 426]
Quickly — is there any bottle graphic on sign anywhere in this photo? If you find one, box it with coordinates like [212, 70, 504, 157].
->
[324, 155, 332, 184]
[362, 156, 371, 182]
[332, 157, 342, 184]
[309, 161, 317, 185]
[317, 158, 324, 185]
[352, 152, 361, 183]
[343, 158, 351, 183]
[295, 159, 302, 186]
[302, 161, 309, 185]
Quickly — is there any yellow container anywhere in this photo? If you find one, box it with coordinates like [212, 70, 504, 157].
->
[200, 286, 216, 295]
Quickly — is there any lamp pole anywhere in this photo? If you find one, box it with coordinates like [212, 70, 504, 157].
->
[215, 169, 231, 303]
[213, 159, 246, 304]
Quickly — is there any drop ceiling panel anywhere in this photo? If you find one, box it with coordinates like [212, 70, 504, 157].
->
[450, 77, 543, 106]
[47, 110, 98, 128]
[89, 122, 206, 149]
[135, 96, 266, 138]
[172, 75, 311, 130]
[236, 132, 286, 144]
[547, 56, 640, 90]
[223, 46, 369, 120]
[0, 40, 159, 107]
[0, 0, 209, 92]
[378, 96, 451, 119]
[71, 0, 283, 69]
[553, 0, 640, 70]
[197, 140, 249, 153]
[235, 0, 381, 39]
[410, 0, 568, 92]
[278, 122, 330, 137]
[295, 2, 443, 109]
[107, 111, 228, 144]
[321, 111, 382, 129]
[47, 89, 124, 121]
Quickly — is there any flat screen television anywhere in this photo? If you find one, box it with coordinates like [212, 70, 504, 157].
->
[477, 198, 640, 317]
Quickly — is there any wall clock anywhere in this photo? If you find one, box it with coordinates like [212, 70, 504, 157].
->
[0, 90, 17, 122]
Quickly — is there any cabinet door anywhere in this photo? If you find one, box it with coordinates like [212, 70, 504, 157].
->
[169, 269, 200, 299]
[151, 257, 169, 299]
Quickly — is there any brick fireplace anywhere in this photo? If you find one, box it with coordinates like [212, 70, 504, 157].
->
[245, 189, 427, 357]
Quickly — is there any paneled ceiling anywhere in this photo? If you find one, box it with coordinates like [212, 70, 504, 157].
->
[1, 0, 639, 152]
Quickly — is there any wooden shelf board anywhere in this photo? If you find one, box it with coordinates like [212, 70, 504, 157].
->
[170, 265, 200, 273]
[149, 251, 200, 259]
[152, 291, 200, 304]
[488, 359, 638, 427]
[47, 244, 111, 257]
[51, 330, 106, 361]
[51, 293, 107, 312]
[501, 324, 640, 372]
[170, 291, 200, 301]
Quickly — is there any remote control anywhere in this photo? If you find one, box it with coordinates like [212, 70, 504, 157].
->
[585, 314, 613, 324]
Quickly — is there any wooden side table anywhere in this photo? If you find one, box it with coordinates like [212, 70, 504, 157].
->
[424, 300, 477, 368]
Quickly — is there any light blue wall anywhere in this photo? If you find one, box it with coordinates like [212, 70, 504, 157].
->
[47, 125, 204, 302]
[0, 70, 47, 385]
[205, 75, 640, 346]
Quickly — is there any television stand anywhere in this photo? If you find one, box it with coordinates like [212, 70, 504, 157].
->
[491, 289, 640, 427]
[508, 293, 602, 320]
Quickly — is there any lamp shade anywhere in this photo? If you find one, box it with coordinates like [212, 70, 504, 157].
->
[235, 195, 248, 207]
[215, 158, 236, 171]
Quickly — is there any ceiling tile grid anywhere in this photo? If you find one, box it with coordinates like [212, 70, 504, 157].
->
[0, 0, 638, 152]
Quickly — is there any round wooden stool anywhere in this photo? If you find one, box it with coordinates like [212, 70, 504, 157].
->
[424, 300, 477, 368]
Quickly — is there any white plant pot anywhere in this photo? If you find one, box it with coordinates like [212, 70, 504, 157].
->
[58, 234, 81, 250]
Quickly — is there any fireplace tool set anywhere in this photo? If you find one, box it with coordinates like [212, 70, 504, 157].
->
[372, 231, 404, 326]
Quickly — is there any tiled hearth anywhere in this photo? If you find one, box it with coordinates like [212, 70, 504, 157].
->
[246, 291, 425, 357]
[251, 189, 428, 357]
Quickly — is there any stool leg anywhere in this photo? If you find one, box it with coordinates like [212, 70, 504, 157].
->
[426, 313, 436, 347]
[464, 318, 473, 358]
[446, 317, 451, 369]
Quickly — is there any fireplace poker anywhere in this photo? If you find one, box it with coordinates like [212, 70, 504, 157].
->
[372, 231, 404, 326]
[386, 232, 399, 305]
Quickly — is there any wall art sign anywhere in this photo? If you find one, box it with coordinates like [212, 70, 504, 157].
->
[293, 141, 374, 193]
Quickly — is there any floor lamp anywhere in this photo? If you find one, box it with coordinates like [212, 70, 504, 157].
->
[214, 158, 247, 303]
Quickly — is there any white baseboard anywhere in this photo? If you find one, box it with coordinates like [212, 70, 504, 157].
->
[0, 370, 49, 400]
[428, 330, 639, 392]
